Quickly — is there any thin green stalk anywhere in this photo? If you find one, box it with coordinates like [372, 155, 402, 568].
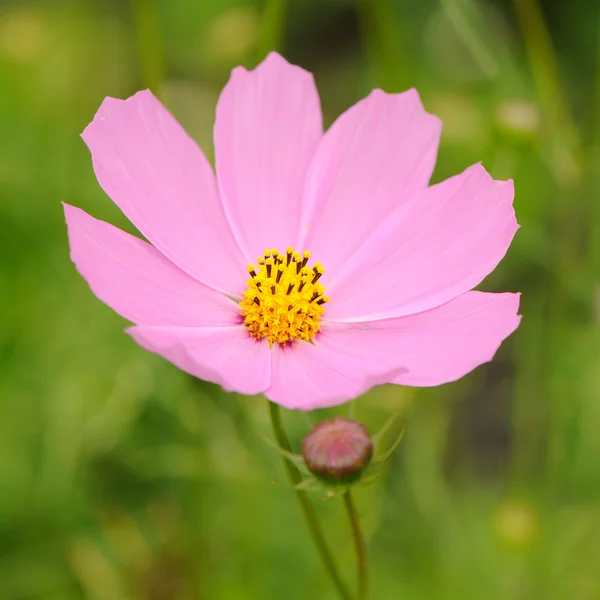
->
[131, 0, 166, 94]
[258, 0, 288, 58]
[440, 0, 499, 79]
[356, 0, 409, 91]
[344, 491, 368, 600]
[590, 8, 600, 274]
[267, 402, 352, 600]
[595, 8, 600, 142]
[510, 0, 585, 491]
[510, 0, 582, 187]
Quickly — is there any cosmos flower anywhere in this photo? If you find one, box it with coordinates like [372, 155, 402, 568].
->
[64, 52, 520, 410]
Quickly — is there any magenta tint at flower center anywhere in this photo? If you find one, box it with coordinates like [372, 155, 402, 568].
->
[64, 52, 521, 411]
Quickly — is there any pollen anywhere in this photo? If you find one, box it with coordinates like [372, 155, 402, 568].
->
[240, 247, 329, 346]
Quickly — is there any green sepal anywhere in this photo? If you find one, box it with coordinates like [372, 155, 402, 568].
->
[260, 434, 312, 475]
[372, 425, 405, 465]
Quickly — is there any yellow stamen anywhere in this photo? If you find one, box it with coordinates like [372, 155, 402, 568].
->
[240, 248, 329, 346]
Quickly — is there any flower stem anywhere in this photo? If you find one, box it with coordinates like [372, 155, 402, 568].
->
[440, 0, 499, 79]
[131, 0, 166, 95]
[258, 0, 288, 58]
[510, 0, 584, 489]
[344, 490, 369, 600]
[356, 0, 410, 91]
[267, 401, 352, 600]
[510, 0, 581, 187]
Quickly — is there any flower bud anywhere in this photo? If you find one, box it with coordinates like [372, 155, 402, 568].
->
[301, 417, 373, 485]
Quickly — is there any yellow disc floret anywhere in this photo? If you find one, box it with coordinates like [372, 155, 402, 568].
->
[240, 247, 329, 346]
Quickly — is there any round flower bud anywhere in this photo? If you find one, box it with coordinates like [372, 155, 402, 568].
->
[301, 417, 373, 485]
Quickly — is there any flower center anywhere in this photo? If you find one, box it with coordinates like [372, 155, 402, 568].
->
[240, 247, 329, 346]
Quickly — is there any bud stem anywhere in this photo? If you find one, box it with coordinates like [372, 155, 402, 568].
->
[344, 490, 369, 600]
[267, 402, 352, 600]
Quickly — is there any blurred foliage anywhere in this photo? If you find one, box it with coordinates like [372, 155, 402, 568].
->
[1, 0, 600, 598]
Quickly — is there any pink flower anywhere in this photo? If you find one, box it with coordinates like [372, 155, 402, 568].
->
[64, 52, 520, 411]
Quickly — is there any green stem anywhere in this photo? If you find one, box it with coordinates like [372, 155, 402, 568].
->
[440, 0, 499, 79]
[344, 491, 368, 600]
[510, 0, 581, 187]
[356, 0, 409, 91]
[590, 7, 600, 275]
[131, 0, 166, 94]
[258, 0, 288, 58]
[595, 7, 600, 142]
[267, 402, 352, 600]
[510, 0, 584, 491]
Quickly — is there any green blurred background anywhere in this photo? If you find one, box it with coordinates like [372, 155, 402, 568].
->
[1, 0, 600, 598]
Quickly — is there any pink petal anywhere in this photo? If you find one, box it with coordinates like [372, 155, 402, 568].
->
[82, 90, 246, 295]
[64, 204, 237, 326]
[336, 291, 521, 387]
[267, 291, 519, 409]
[299, 88, 441, 275]
[265, 327, 407, 411]
[326, 164, 519, 321]
[127, 325, 270, 395]
[214, 52, 323, 261]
